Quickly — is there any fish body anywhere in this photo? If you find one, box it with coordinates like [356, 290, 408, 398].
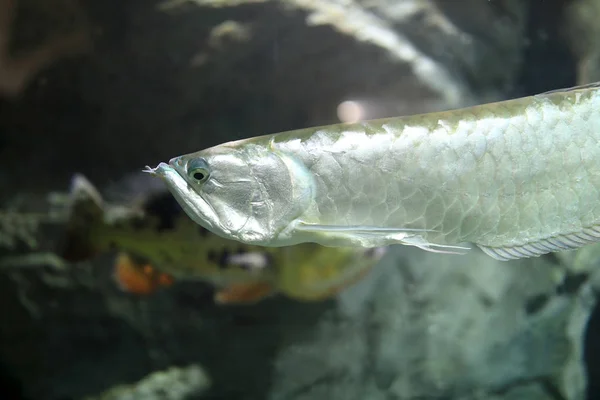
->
[148, 82, 600, 261]
[63, 174, 384, 303]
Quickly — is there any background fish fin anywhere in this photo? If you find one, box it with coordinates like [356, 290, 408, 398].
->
[69, 174, 105, 210]
[58, 174, 106, 262]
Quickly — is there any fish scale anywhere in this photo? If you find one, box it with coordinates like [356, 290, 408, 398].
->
[151, 82, 600, 261]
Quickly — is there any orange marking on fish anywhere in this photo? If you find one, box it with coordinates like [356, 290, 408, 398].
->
[113, 252, 175, 295]
[158, 273, 175, 286]
[214, 282, 274, 305]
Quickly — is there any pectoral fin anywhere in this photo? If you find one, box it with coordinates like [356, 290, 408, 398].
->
[295, 223, 433, 235]
[214, 282, 275, 305]
[295, 222, 470, 255]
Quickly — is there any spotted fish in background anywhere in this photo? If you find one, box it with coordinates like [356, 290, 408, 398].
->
[61, 174, 385, 304]
[147, 82, 600, 261]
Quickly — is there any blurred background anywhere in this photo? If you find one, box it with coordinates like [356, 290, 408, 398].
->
[2, 0, 600, 399]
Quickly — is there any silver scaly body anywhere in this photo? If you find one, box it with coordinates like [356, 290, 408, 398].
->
[148, 82, 600, 261]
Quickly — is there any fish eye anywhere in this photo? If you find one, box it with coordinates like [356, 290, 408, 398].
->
[187, 159, 210, 183]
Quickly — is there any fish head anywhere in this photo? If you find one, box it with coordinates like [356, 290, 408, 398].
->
[146, 140, 314, 245]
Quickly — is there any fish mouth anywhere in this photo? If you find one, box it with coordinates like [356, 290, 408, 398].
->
[143, 162, 171, 176]
[142, 161, 220, 232]
[142, 157, 183, 176]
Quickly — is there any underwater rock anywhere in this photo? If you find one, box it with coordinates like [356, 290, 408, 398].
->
[268, 246, 589, 400]
[83, 365, 211, 400]
[0, 190, 594, 399]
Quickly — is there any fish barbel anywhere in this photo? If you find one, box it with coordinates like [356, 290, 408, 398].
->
[147, 82, 600, 261]
[62, 174, 384, 303]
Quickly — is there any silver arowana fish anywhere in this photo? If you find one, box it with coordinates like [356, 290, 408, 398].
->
[146, 82, 600, 261]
